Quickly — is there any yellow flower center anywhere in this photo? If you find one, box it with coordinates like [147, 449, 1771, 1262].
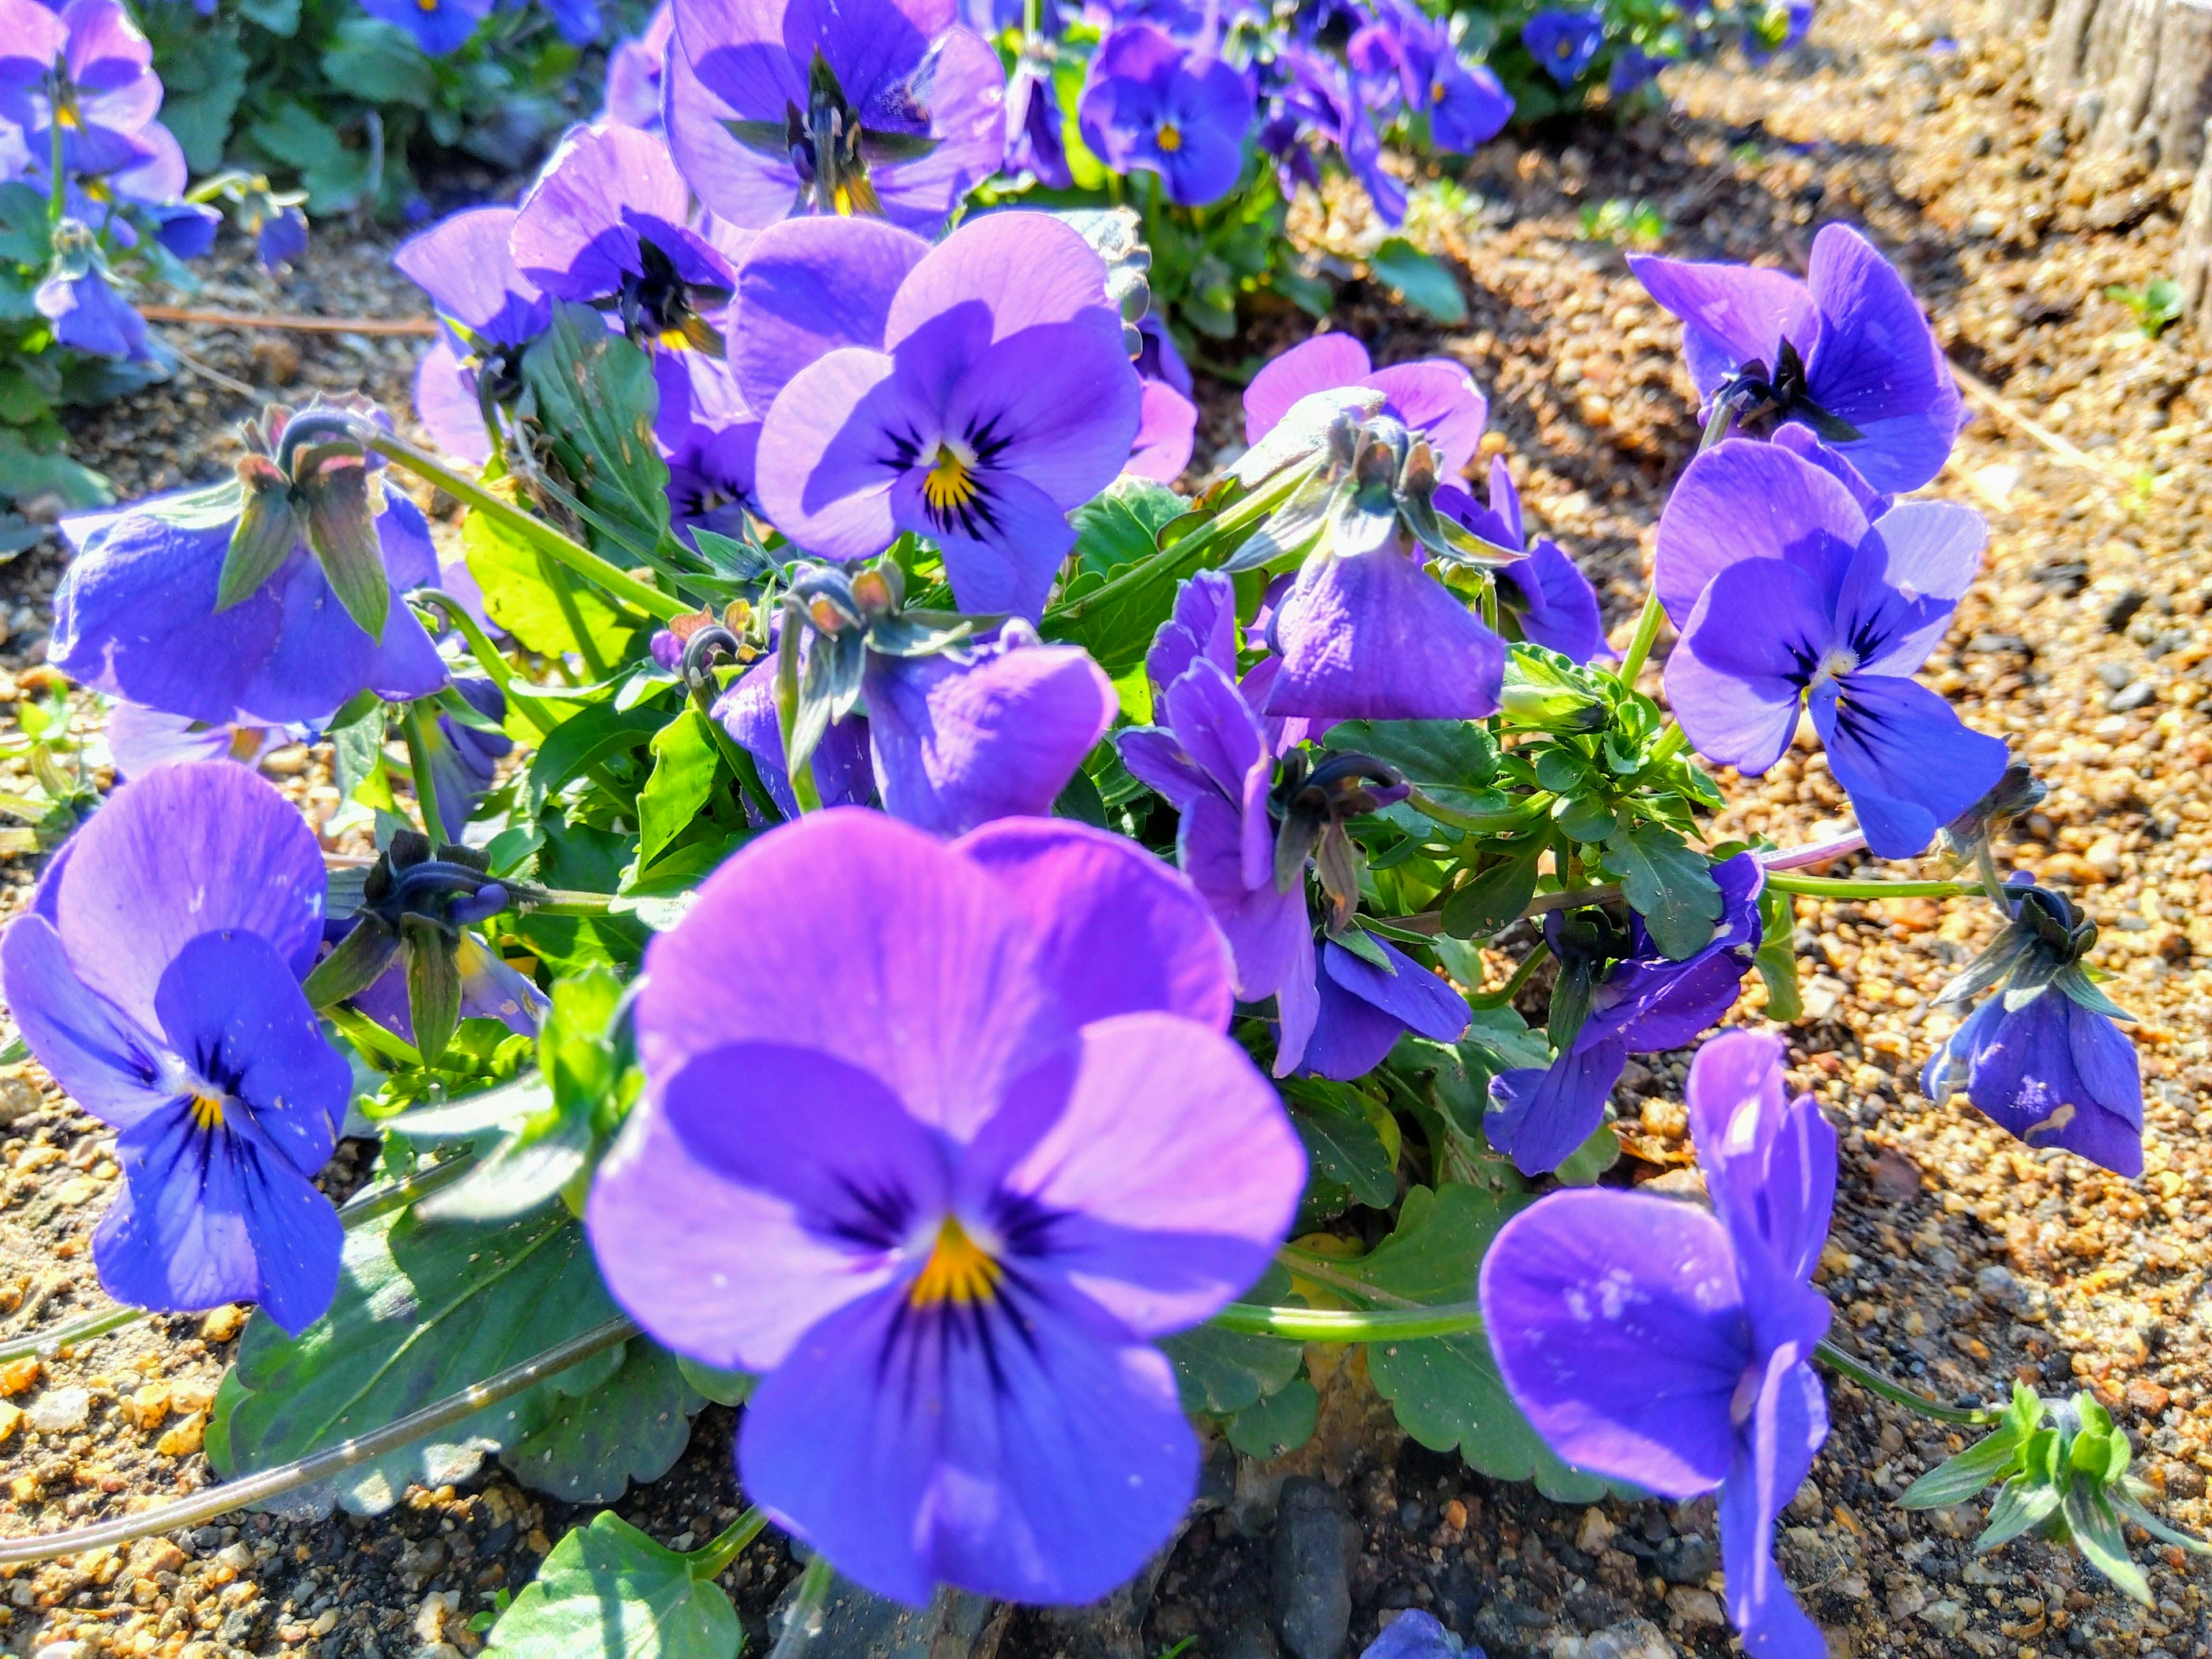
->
[188, 1086, 226, 1132]
[419, 0, 439, 11]
[908, 1216, 1001, 1309]
[1555, 39, 1574, 59]
[922, 443, 980, 516]
[1156, 121, 1183, 153]
[832, 183, 855, 216]
[55, 103, 78, 130]
[1430, 80, 1448, 105]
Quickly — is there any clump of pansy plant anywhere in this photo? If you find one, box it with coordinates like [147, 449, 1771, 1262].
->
[1, 89, 2189, 1652]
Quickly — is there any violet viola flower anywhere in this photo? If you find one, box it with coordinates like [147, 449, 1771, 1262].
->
[664, 0, 1006, 233]
[656, 348, 762, 544]
[104, 702, 290, 778]
[1521, 8, 1603, 87]
[1486, 852, 1764, 1175]
[1244, 334, 1487, 477]
[1264, 45, 1403, 224]
[254, 204, 309, 270]
[1922, 878, 2142, 1177]
[1628, 223, 1965, 494]
[1655, 438, 2005, 858]
[36, 219, 147, 359]
[1608, 44, 1670, 95]
[586, 809, 1304, 1603]
[12, 0, 162, 177]
[395, 206, 551, 468]
[1483, 1030, 1835, 1659]
[358, 0, 493, 55]
[1004, 51, 1071, 190]
[0, 763, 347, 1334]
[539, 0, 602, 45]
[420, 677, 514, 844]
[1077, 25, 1252, 207]
[1438, 455, 1611, 663]
[603, 3, 675, 131]
[1349, 2, 1512, 154]
[745, 211, 1142, 619]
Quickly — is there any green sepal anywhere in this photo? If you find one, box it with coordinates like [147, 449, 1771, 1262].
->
[302, 913, 402, 1010]
[403, 915, 462, 1065]
[300, 447, 389, 642]
[218, 460, 302, 613]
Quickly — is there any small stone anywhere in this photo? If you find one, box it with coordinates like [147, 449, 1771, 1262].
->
[155, 1411, 207, 1458]
[2108, 681, 2156, 713]
[0, 1076, 42, 1125]
[1869, 1150, 1922, 1202]
[199, 1306, 246, 1344]
[2161, 1460, 2206, 1499]
[1272, 1477, 1354, 1659]
[0, 1403, 21, 1445]
[1576, 1508, 1616, 1556]
[1581, 1620, 1676, 1659]
[24, 1387, 89, 1433]
[35, 1641, 83, 1659]
[1662, 1587, 1722, 1628]
[1786, 1479, 1824, 1521]
[120, 1385, 170, 1431]
[1653, 1534, 1714, 1585]
[168, 1377, 218, 1415]
[0, 1357, 43, 1396]
[2126, 1378, 2172, 1416]
[1886, 1580, 1927, 1619]
[1919, 1600, 1969, 1638]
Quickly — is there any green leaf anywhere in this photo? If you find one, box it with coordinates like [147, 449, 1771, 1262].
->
[483, 1512, 741, 1659]
[502, 1339, 706, 1503]
[0, 428, 109, 514]
[1754, 884, 1801, 1022]
[1978, 1473, 2062, 1552]
[463, 508, 638, 664]
[527, 700, 664, 815]
[238, 0, 302, 32]
[1901, 1422, 2027, 1510]
[1439, 849, 1541, 940]
[1068, 476, 1186, 588]
[521, 301, 673, 562]
[1554, 794, 1616, 843]
[2062, 1480, 2150, 1603]
[1328, 1185, 1638, 1502]
[675, 1358, 755, 1407]
[1226, 1378, 1319, 1460]
[327, 696, 389, 808]
[1285, 1087, 1396, 1208]
[637, 707, 724, 866]
[1369, 239, 1466, 325]
[1551, 1122, 1619, 1186]
[321, 20, 437, 108]
[150, 26, 249, 170]
[1323, 719, 1498, 788]
[0, 184, 51, 265]
[247, 101, 369, 214]
[1158, 1324, 1303, 1416]
[1601, 823, 1725, 960]
[513, 817, 650, 971]
[210, 1205, 627, 1515]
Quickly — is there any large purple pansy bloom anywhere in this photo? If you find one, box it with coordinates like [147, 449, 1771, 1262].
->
[587, 810, 1300, 1603]
[665, 0, 1006, 233]
[1628, 224, 1965, 494]
[1486, 852, 1763, 1175]
[358, 0, 493, 54]
[0, 764, 347, 1334]
[12, 0, 161, 177]
[1520, 8, 1603, 86]
[1243, 334, 1486, 477]
[1077, 24, 1252, 207]
[1656, 439, 2004, 858]
[656, 348, 763, 543]
[749, 211, 1142, 619]
[1438, 456, 1611, 663]
[1484, 1031, 1834, 1659]
[395, 206, 552, 467]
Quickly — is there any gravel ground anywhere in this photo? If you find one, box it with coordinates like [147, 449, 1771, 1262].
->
[3, 3, 2212, 1657]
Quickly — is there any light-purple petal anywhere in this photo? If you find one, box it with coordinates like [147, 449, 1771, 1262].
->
[0, 914, 169, 1126]
[1652, 438, 1868, 627]
[1666, 558, 1827, 776]
[729, 214, 930, 414]
[1627, 253, 1821, 397]
[1366, 360, 1486, 476]
[1243, 335, 1371, 445]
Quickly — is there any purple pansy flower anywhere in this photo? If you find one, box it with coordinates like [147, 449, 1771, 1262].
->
[254, 204, 309, 270]
[1922, 879, 2142, 1177]
[1077, 25, 1252, 207]
[1521, 8, 1603, 86]
[1262, 45, 1403, 224]
[657, 348, 762, 545]
[746, 211, 1142, 619]
[0, 763, 347, 1334]
[358, 0, 493, 55]
[395, 206, 552, 468]
[603, 2, 675, 131]
[1628, 223, 1965, 494]
[664, 0, 1006, 233]
[1438, 455, 1611, 663]
[586, 809, 1303, 1603]
[105, 702, 291, 778]
[1349, 2, 1512, 154]
[420, 677, 513, 843]
[1656, 438, 2004, 858]
[36, 221, 147, 359]
[538, 0, 601, 44]
[1483, 1030, 1835, 1659]
[1486, 852, 1764, 1175]
[12, 0, 162, 177]
[1243, 334, 1487, 477]
[1608, 44, 1670, 94]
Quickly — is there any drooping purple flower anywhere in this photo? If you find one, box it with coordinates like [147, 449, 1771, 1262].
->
[1486, 852, 1764, 1174]
[0, 763, 347, 1334]
[1243, 334, 1487, 476]
[36, 220, 147, 359]
[747, 211, 1142, 619]
[664, 0, 1006, 233]
[1437, 456, 1611, 663]
[347, 925, 550, 1046]
[1349, 2, 1512, 154]
[1628, 223, 1965, 494]
[418, 677, 513, 843]
[1921, 879, 2142, 1177]
[1077, 25, 1253, 207]
[603, 3, 675, 131]
[1134, 312, 1191, 395]
[1128, 379, 1197, 482]
[1521, 8, 1603, 86]
[395, 206, 551, 468]
[714, 646, 873, 819]
[586, 809, 1302, 1603]
[105, 702, 290, 778]
[1608, 44, 1671, 94]
[1483, 1030, 1835, 1659]
[1656, 438, 2005, 858]
[1003, 52, 1072, 189]
[255, 204, 309, 270]
[357, 0, 493, 55]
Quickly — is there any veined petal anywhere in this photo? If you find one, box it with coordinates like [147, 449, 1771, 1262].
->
[1841, 502, 1986, 676]
[922, 471, 1081, 622]
[754, 346, 911, 562]
[1243, 335, 1372, 446]
[1804, 223, 1963, 495]
[662, 20, 803, 229]
[1665, 557, 1828, 776]
[941, 315, 1143, 506]
[1811, 676, 2006, 860]
[1485, 1037, 1628, 1177]
[0, 914, 171, 1127]
[1652, 438, 1868, 628]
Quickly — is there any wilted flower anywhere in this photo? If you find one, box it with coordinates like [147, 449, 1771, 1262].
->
[0, 763, 346, 1333]
[358, 0, 492, 55]
[1077, 25, 1253, 207]
[1630, 223, 1965, 494]
[1656, 438, 2005, 858]
[1438, 456, 1611, 663]
[1922, 878, 2142, 1177]
[664, 0, 1006, 232]
[1486, 853, 1764, 1174]
[1484, 1030, 1835, 1659]
[394, 206, 551, 468]
[1521, 9, 1604, 86]
[587, 809, 1304, 1603]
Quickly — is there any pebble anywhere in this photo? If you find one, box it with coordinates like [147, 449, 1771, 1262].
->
[1661, 1588, 1722, 1628]
[1919, 1601, 1969, 1639]
[1652, 1533, 1714, 1585]
[23, 1387, 87, 1433]
[1271, 1478, 1354, 1659]
[1575, 1508, 1616, 1555]
[1580, 1620, 1676, 1659]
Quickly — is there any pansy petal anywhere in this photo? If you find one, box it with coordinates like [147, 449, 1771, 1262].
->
[1264, 551, 1504, 721]
[1804, 223, 1964, 494]
[412, 339, 493, 469]
[1626, 253, 1820, 396]
[927, 471, 1081, 622]
[861, 26, 1010, 233]
[392, 207, 544, 343]
[1272, 919, 1320, 1078]
[1368, 361, 1486, 476]
[943, 315, 1143, 504]
[1115, 728, 1211, 811]
[1665, 557, 1829, 775]
[1480, 1188, 1748, 1497]
[662, 22, 802, 229]
[1840, 503, 1986, 677]
[1485, 1037, 1627, 1176]
[754, 346, 911, 560]
[1301, 956, 1414, 1081]
[1243, 335, 1372, 445]
[1503, 537, 1612, 663]
[1718, 1350, 1831, 1659]
[1685, 1031, 1836, 1285]
[1127, 380, 1196, 482]
[0, 914, 171, 1126]
[887, 210, 1113, 352]
[1811, 676, 2006, 860]
[1653, 438, 1868, 626]
[1321, 937, 1469, 1040]
[729, 215, 931, 414]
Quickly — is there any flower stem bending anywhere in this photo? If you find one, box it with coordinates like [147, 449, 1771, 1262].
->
[1764, 873, 1984, 902]
[687, 1508, 769, 1581]
[1813, 1339, 2003, 1426]
[1207, 1299, 1486, 1342]
[1613, 590, 1666, 691]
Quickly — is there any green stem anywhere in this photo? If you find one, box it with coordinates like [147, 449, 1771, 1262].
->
[366, 431, 685, 623]
[1615, 590, 1666, 690]
[1208, 1299, 1484, 1342]
[768, 1554, 836, 1659]
[1814, 1340, 2001, 1426]
[687, 1508, 769, 1581]
[46, 94, 62, 229]
[401, 699, 446, 844]
[1646, 721, 1687, 765]
[1044, 467, 1305, 629]
[1764, 873, 1983, 902]
[772, 624, 821, 813]
[536, 551, 612, 680]
[1407, 788, 1554, 835]
[1469, 941, 1549, 1009]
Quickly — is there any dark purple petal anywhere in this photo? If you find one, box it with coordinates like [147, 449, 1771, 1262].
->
[711, 652, 873, 817]
[1307, 935, 1469, 1081]
[0, 914, 170, 1126]
[729, 215, 930, 414]
[925, 471, 1083, 621]
[1947, 993, 2143, 1177]
[1652, 438, 1866, 627]
[512, 123, 729, 301]
[1501, 537, 1611, 663]
[941, 315, 1143, 504]
[1301, 953, 1413, 1081]
[1810, 675, 2007, 859]
[1264, 551, 1505, 721]
[1116, 728, 1212, 810]
[1161, 655, 1268, 813]
[356, 0, 488, 52]
[1718, 1350, 1831, 1659]
[1146, 569, 1238, 696]
[37, 260, 147, 360]
[1485, 1037, 1627, 1176]
[1627, 253, 1820, 398]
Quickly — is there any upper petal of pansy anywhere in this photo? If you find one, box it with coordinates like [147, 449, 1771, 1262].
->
[1161, 657, 1266, 806]
[1146, 569, 1238, 695]
[885, 211, 1115, 355]
[863, 641, 1115, 836]
[1717, 1349, 1831, 1659]
[1503, 537, 1612, 664]
[1810, 676, 2006, 860]
[1479, 1188, 1749, 1496]
[1626, 253, 1821, 396]
[662, 14, 802, 228]
[753, 346, 910, 560]
[941, 313, 1143, 505]
[1243, 335, 1373, 446]
[957, 817, 1234, 1029]
[1685, 1030, 1836, 1286]
[393, 207, 546, 344]
[0, 914, 171, 1127]
[1804, 223, 1963, 490]
[1653, 438, 1868, 627]
[1179, 794, 1309, 1008]
[637, 808, 1071, 1137]
[1666, 557, 1830, 776]
[1368, 361, 1486, 476]
[412, 340, 492, 469]
[55, 763, 327, 1033]
[1264, 551, 1505, 721]
[512, 124, 696, 298]
[729, 215, 931, 414]
[861, 27, 1010, 234]
[1838, 502, 1986, 677]
[589, 1039, 944, 1373]
[1127, 380, 1197, 482]
[1321, 937, 1469, 1044]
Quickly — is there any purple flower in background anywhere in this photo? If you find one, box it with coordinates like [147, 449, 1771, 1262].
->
[1078, 25, 1252, 207]
[1486, 853, 1763, 1174]
[105, 702, 290, 778]
[603, 3, 674, 130]
[358, 0, 493, 55]
[539, 0, 601, 44]
[588, 810, 1302, 1603]
[1263, 45, 1403, 224]
[1628, 223, 1965, 494]
[1656, 438, 2004, 858]
[1608, 44, 1670, 94]
[1003, 51, 1072, 188]
[1351, 2, 1512, 154]
[419, 677, 513, 843]
[748, 211, 1141, 619]
[10, 0, 163, 177]
[656, 348, 761, 544]
[1244, 334, 1487, 476]
[1437, 456, 1612, 662]
[1522, 9, 1603, 86]
[395, 206, 551, 468]
[664, 0, 1005, 233]
[1128, 380, 1196, 482]
[1922, 879, 2142, 1176]
[1483, 1029, 1835, 1659]
[0, 763, 346, 1334]
[715, 646, 873, 818]
[36, 220, 147, 358]
[254, 204, 309, 270]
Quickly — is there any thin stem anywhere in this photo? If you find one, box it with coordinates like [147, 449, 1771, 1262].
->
[1468, 941, 1549, 1009]
[772, 624, 821, 813]
[0, 1304, 139, 1365]
[1407, 788, 1553, 835]
[1044, 467, 1305, 628]
[366, 431, 685, 623]
[1208, 1299, 1484, 1342]
[687, 1508, 769, 1581]
[1814, 1339, 2001, 1427]
[1614, 591, 1666, 690]
[400, 700, 445, 844]
[767, 1553, 836, 1659]
[1645, 722, 1687, 765]
[1764, 873, 1983, 902]
[0, 1318, 637, 1565]
[45, 91, 63, 229]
